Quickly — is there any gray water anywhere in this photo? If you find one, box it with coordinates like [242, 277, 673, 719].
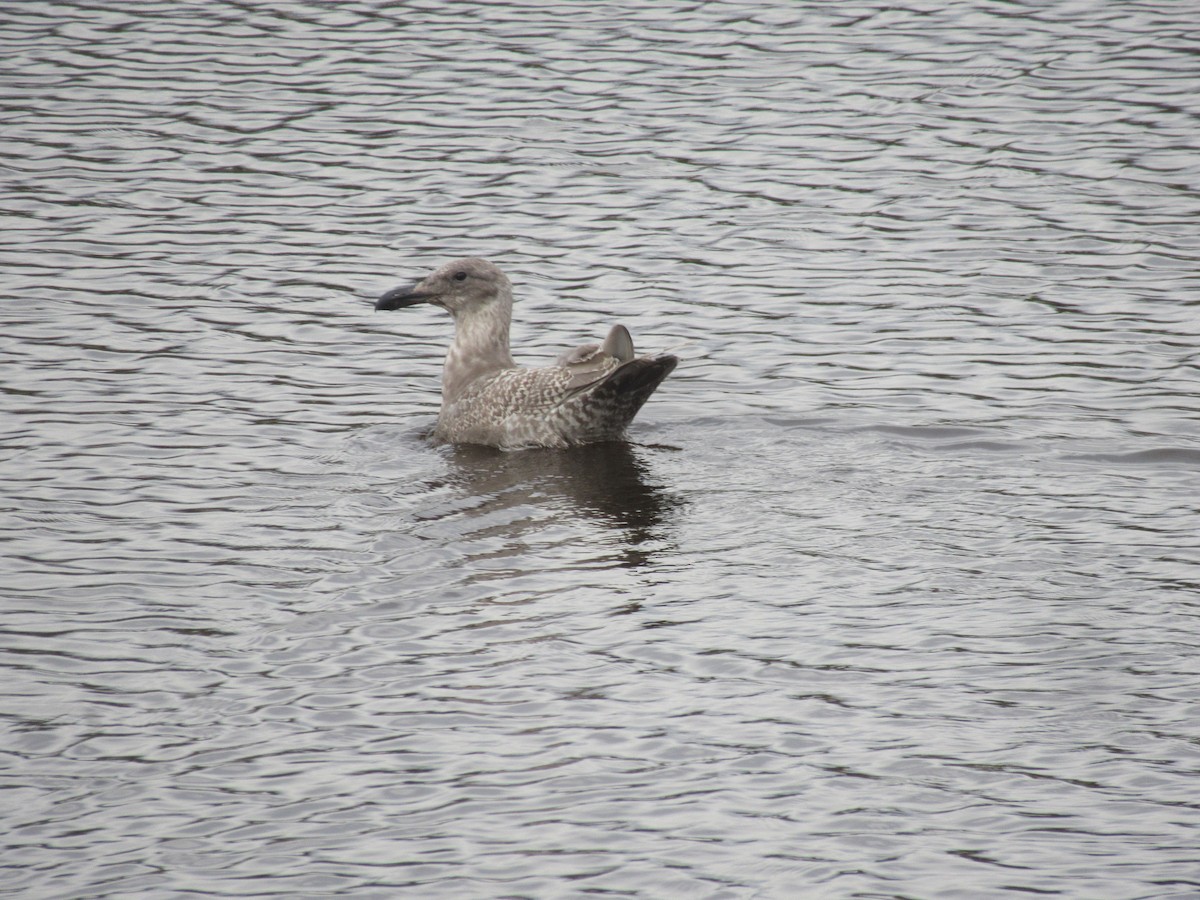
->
[3, 1, 1200, 897]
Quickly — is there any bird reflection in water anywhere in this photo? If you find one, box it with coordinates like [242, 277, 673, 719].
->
[437, 440, 682, 570]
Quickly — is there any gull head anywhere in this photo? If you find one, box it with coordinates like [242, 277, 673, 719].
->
[376, 258, 512, 318]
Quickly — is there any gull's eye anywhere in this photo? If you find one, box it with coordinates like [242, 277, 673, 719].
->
[453, 271, 468, 282]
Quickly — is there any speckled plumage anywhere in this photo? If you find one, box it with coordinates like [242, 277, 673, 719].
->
[375, 258, 677, 450]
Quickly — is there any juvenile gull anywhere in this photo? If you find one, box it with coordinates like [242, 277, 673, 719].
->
[375, 258, 677, 449]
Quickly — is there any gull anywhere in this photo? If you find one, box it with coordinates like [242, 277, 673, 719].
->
[375, 258, 677, 449]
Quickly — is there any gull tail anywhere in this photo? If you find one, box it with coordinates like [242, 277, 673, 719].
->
[584, 354, 678, 430]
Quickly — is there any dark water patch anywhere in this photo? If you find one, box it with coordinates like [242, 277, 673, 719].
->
[1065, 447, 1200, 469]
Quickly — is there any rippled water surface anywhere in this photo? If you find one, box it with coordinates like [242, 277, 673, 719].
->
[4, 1, 1200, 897]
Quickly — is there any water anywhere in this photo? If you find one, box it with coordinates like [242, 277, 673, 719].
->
[3, 0, 1200, 896]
